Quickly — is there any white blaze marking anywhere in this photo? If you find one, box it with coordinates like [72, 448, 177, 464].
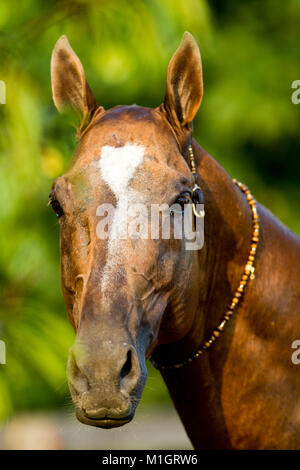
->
[99, 144, 144, 197]
[97, 144, 145, 295]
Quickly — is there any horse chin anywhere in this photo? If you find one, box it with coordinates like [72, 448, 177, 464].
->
[75, 408, 134, 429]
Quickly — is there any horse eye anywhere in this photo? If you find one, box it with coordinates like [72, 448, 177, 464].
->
[176, 192, 192, 209]
[49, 197, 64, 218]
[170, 191, 192, 216]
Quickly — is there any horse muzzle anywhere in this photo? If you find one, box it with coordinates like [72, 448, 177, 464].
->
[67, 340, 146, 428]
[75, 404, 134, 429]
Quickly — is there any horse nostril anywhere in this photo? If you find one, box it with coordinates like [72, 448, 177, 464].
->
[119, 347, 141, 395]
[120, 350, 132, 380]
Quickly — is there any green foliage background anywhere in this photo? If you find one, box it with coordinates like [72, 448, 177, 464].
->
[0, 0, 299, 422]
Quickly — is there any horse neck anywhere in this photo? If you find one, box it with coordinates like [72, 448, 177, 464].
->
[156, 142, 300, 449]
[155, 141, 255, 448]
[193, 140, 253, 342]
[154, 140, 253, 364]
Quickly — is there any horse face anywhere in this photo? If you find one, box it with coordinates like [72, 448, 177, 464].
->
[50, 33, 203, 428]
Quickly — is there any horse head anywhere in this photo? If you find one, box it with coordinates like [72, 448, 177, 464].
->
[50, 33, 203, 428]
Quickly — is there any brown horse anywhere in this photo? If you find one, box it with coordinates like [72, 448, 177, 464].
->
[49, 32, 300, 449]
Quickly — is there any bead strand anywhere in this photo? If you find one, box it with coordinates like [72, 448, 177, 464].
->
[188, 145, 197, 176]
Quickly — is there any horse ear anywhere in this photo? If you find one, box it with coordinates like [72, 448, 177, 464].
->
[51, 35, 100, 133]
[162, 32, 203, 131]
